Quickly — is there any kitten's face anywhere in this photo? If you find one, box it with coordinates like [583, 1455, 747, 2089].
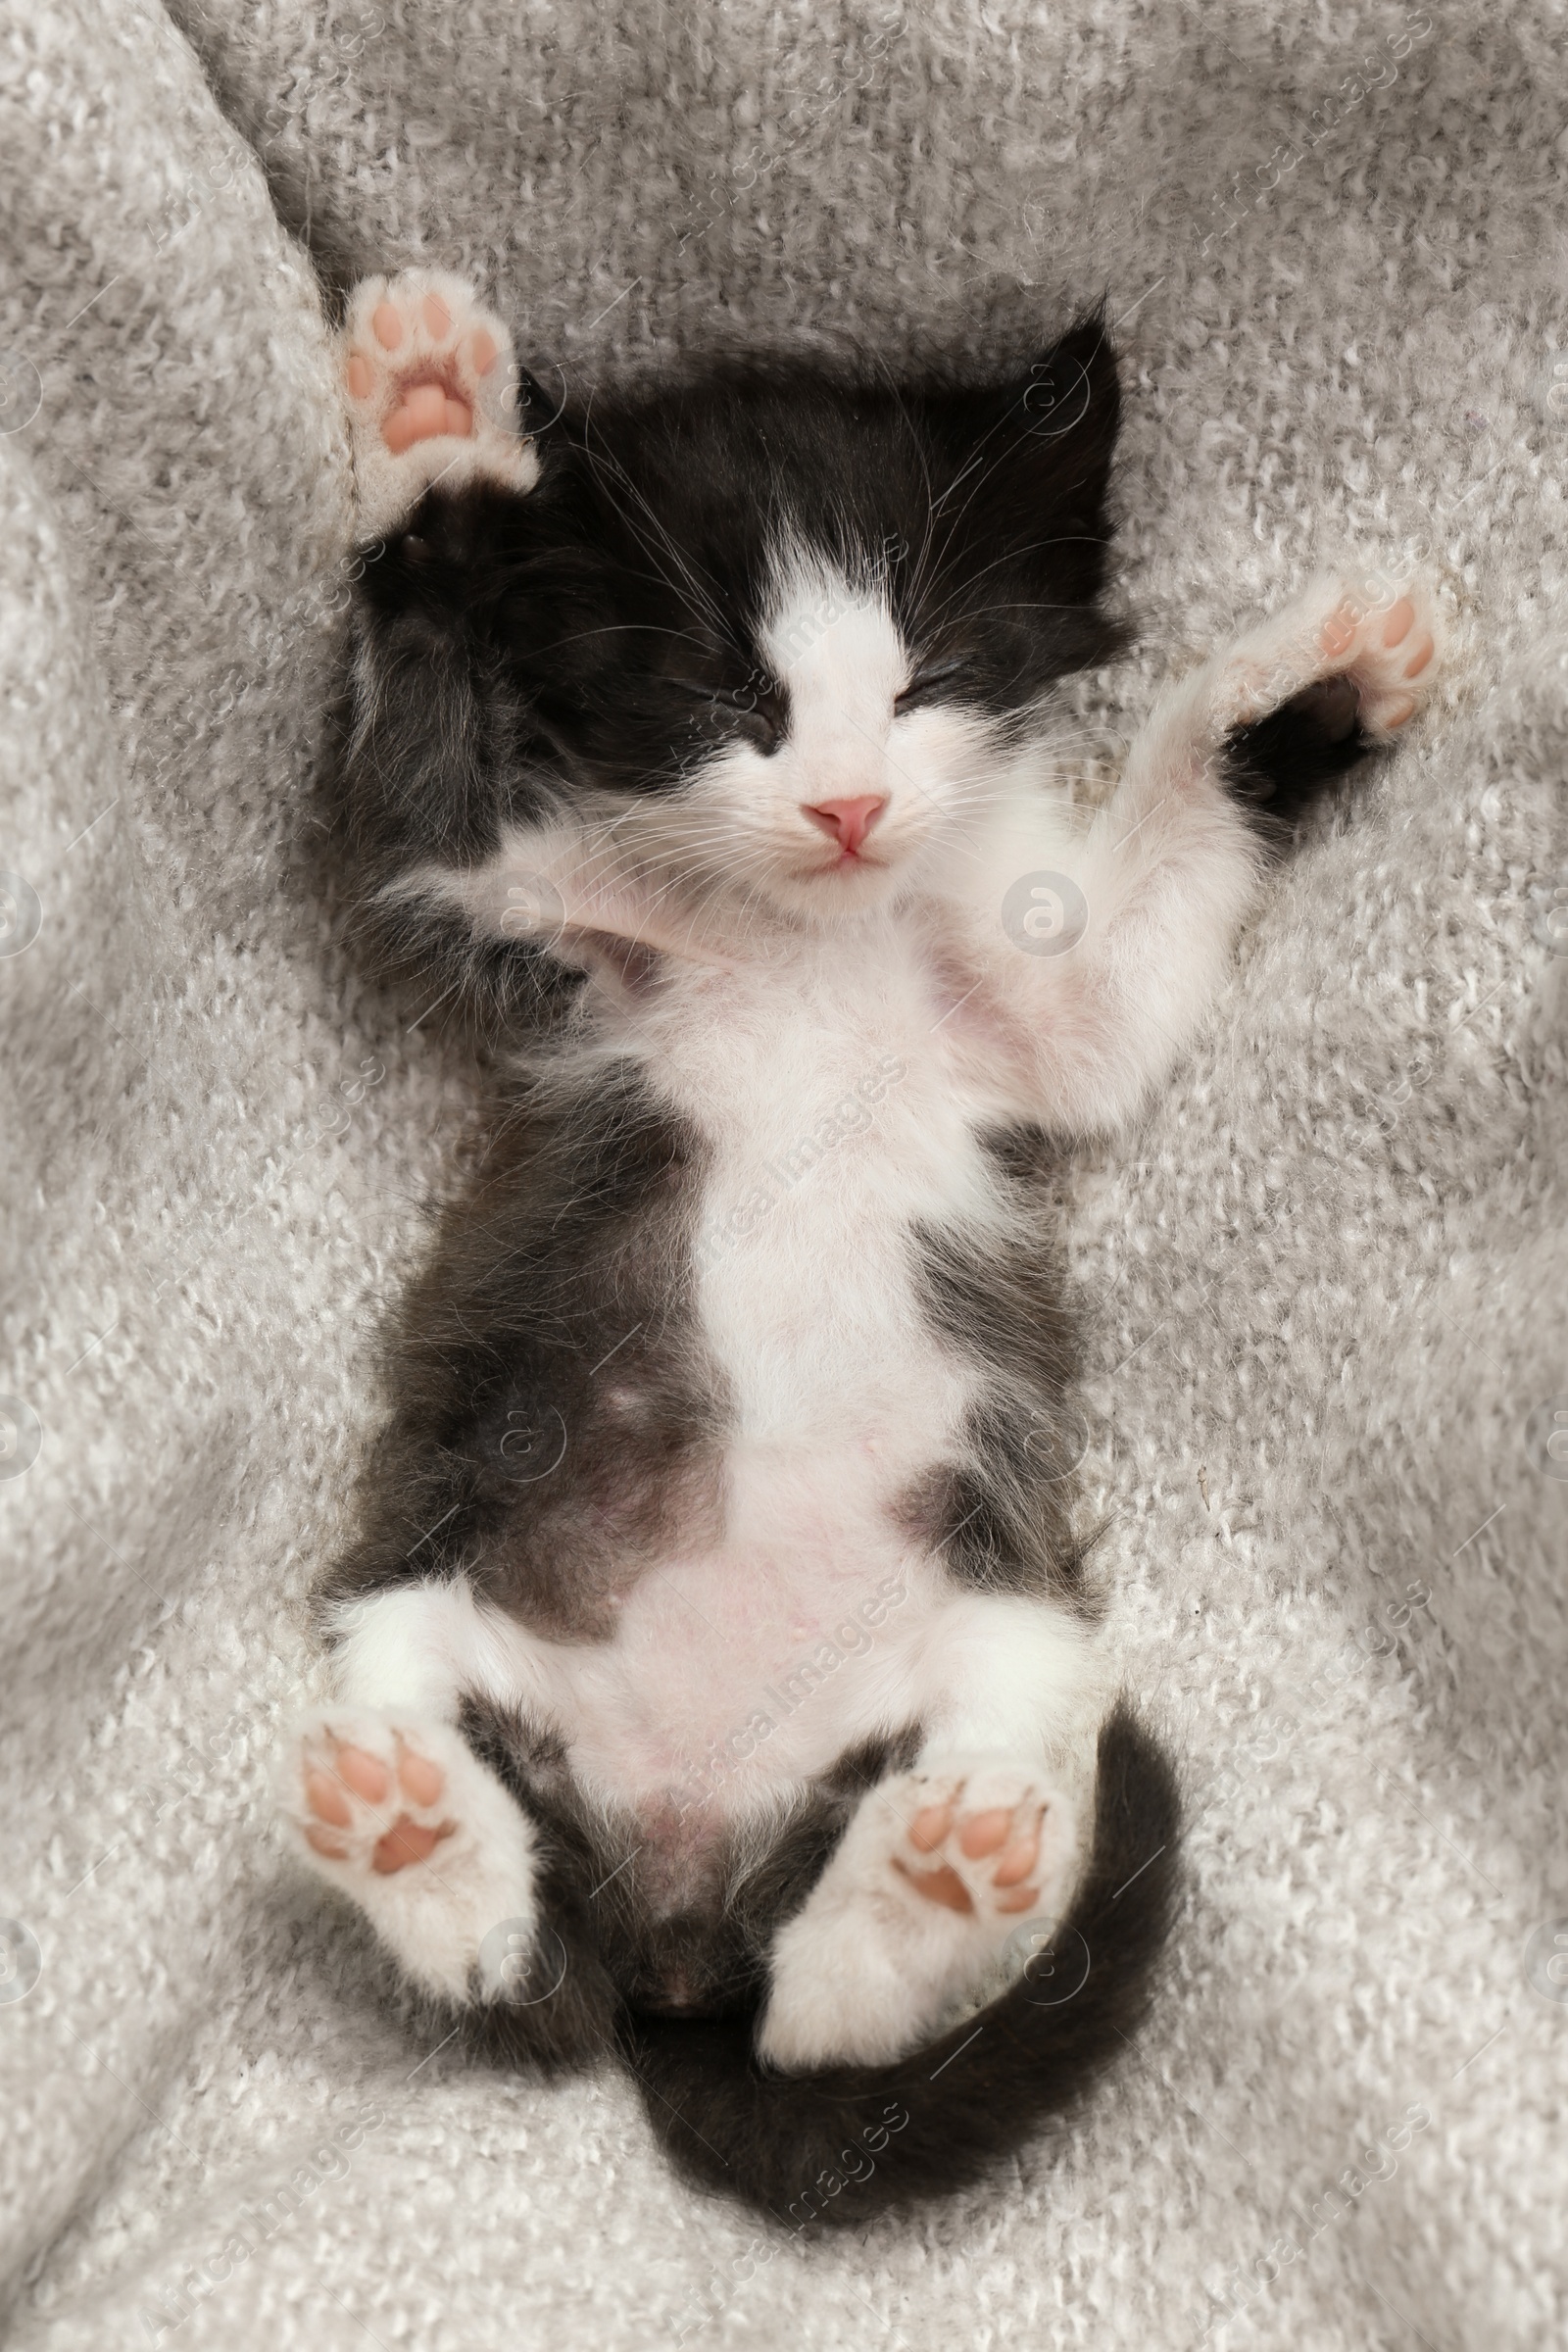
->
[503, 321, 1125, 927]
[627, 556, 1013, 924]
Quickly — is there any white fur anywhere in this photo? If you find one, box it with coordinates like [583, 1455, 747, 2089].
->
[758, 1755, 1081, 2068]
[279, 1706, 539, 2002]
[313, 1568, 1098, 1838]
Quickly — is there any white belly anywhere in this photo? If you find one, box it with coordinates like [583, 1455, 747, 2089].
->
[513, 929, 1014, 1811]
[530, 1519, 952, 1814]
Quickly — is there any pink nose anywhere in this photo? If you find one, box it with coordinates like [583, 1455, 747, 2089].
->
[803, 795, 888, 856]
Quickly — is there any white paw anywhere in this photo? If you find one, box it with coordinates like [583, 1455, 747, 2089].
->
[280, 1707, 539, 2002]
[339, 269, 540, 537]
[1222, 571, 1445, 740]
[757, 1755, 1080, 2070]
[880, 1755, 1078, 1926]
[1309, 575, 1443, 736]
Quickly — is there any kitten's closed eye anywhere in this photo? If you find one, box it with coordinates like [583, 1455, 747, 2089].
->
[670, 675, 784, 755]
[894, 657, 968, 714]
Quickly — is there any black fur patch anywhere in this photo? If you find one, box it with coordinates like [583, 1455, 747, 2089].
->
[1222, 675, 1380, 847]
[903, 1142, 1092, 1605]
[320, 1068, 726, 1643]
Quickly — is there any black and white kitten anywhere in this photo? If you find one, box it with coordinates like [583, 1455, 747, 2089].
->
[282, 269, 1443, 2224]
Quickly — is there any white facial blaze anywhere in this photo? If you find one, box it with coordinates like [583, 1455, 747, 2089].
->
[760, 564, 907, 816]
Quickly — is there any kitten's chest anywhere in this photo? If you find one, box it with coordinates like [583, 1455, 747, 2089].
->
[641, 927, 999, 1444]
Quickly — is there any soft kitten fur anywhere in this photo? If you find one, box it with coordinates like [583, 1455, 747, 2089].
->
[282, 268, 1443, 2224]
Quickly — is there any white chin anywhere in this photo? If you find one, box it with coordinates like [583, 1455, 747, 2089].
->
[768, 859, 902, 922]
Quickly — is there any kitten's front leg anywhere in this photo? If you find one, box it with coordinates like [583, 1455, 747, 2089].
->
[340, 269, 539, 538]
[945, 574, 1445, 1135]
[333, 271, 727, 1008]
[758, 1756, 1080, 2070]
[392, 815, 740, 980]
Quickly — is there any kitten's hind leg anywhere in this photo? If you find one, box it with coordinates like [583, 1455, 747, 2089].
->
[280, 1707, 541, 2001]
[757, 1757, 1081, 2070]
[280, 1579, 547, 2003]
[339, 270, 540, 537]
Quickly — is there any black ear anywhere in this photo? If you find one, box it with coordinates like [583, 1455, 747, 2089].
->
[911, 308, 1123, 654]
[922, 311, 1121, 584]
[1016, 309, 1120, 479]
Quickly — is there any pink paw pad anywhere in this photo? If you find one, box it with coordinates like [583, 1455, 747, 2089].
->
[894, 1774, 1055, 1918]
[302, 1732, 455, 1875]
[1313, 580, 1443, 735]
[380, 384, 471, 456]
[342, 274, 516, 456]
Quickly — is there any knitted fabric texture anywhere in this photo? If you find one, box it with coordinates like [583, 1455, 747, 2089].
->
[0, 2, 1564, 2345]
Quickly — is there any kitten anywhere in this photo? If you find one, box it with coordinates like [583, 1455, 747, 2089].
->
[282, 268, 1443, 2224]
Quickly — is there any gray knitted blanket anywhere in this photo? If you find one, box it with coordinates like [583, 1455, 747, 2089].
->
[2, 3, 1564, 2344]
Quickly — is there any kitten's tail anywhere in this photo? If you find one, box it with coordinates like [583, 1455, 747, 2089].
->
[618, 1702, 1180, 2228]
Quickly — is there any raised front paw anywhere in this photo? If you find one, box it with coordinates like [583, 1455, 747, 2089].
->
[339, 270, 540, 537]
[885, 1757, 1078, 1927]
[1313, 578, 1441, 736]
[1219, 571, 1445, 743]
[280, 1707, 540, 2000]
